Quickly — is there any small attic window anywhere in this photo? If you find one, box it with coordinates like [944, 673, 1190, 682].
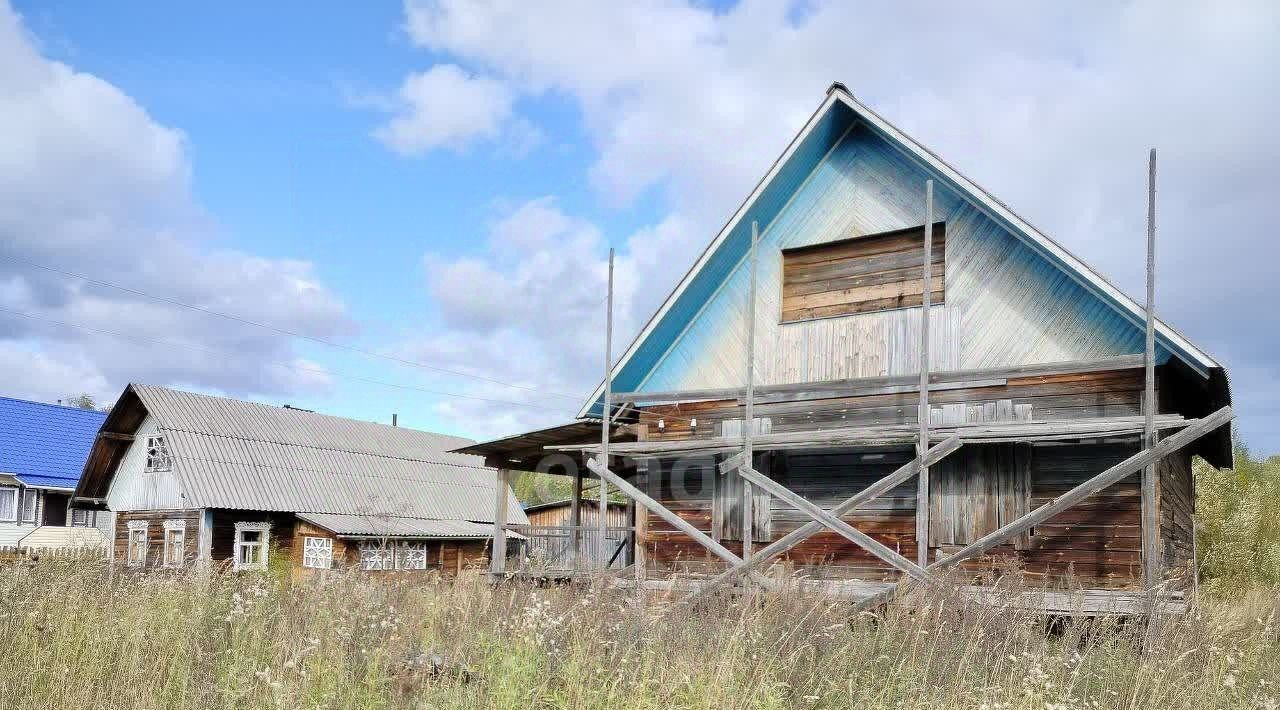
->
[781, 222, 945, 323]
[145, 436, 172, 473]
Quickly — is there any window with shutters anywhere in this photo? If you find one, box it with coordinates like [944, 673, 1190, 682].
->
[303, 536, 333, 569]
[233, 522, 270, 571]
[781, 222, 945, 323]
[126, 520, 149, 566]
[162, 520, 185, 568]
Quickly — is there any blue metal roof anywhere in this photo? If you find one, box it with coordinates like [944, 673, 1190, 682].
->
[0, 396, 106, 489]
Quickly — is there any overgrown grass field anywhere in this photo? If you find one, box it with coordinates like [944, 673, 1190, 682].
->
[0, 560, 1276, 710]
[1, 447, 1277, 709]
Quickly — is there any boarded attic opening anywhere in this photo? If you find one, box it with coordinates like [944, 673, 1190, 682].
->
[781, 221, 945, 322]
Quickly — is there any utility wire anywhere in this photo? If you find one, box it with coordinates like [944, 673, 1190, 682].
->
[0, 255, 707, 427]
[0, 306, 567, 414]
[3, 255, 586, 401]
[0, 305, 703, 427]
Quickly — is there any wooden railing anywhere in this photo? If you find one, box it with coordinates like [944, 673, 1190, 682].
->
[506, 524, 632, 573]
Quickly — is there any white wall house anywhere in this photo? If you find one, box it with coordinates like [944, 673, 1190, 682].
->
[0, 396, 111, 550]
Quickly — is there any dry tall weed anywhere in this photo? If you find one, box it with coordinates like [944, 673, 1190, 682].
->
[0, 560, 1275, 710]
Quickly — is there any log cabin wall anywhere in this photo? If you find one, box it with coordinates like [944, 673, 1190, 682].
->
[634, 365, 1197, 590]
[112, 509, 201, 569]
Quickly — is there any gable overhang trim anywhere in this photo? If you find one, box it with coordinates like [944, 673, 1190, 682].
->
[578, 86, 1220, 418]
[831, 90, 1217, 377]
[576, 91, 849, 418]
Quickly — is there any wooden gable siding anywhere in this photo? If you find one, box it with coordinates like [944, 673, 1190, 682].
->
[781, 222, 945, 322]
[629, 122, 1151, 397]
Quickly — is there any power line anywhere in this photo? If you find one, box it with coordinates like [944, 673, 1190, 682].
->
[3, 255, 587, 402]
[0, 255, 707, 427]
[0, 306, 568, 415]
[0, 305, 705, 427]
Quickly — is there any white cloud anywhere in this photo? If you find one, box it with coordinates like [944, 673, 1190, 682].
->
[409, 197, 700, 438]
[392, 0, 1280, 450]
[374, 63, 519, 155]
[0, 1, 352, 407]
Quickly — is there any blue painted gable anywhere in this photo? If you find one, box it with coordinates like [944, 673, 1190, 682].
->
[0, 396, 107, 489]
[583, 89, 1217, 417]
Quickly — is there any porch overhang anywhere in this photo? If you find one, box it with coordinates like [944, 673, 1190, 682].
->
[450, 420, 637, 472]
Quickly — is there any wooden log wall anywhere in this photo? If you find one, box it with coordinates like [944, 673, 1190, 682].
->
[112, 509, 201, 568]
[639, 368, 1150, 440]
[1158, 451, 1195, 587]
[633, 365, 1197, 590]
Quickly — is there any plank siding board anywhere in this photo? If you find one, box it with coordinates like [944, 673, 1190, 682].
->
[782, 223, 946, 322]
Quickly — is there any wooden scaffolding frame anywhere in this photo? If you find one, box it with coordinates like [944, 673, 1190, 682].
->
[493, 159, 1232, 614]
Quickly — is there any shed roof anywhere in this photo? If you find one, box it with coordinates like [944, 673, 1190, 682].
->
[0, 396, 106, 490]
[296, 513, 525, 540]
[76, 384, 527, 527]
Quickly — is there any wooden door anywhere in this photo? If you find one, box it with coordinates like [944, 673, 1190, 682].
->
[929, 444, 1031, 552]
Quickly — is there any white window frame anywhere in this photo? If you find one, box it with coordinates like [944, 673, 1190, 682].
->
[162, 520, 186, 568]
[0, 487, 16, 522]
[233, 522, 271, 571]
[359, 541, 429, 571]
[70, 508, 91, 527]
[126, 520, 149, 567]
[302, 536, 333, 569]
[19, 488, 38, 523]
[144, 436, 172, 473]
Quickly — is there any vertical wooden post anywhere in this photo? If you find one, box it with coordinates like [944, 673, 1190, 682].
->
[490, 467, 510, 576]
[1142, 149, 1161, 589]
[196, 508, 213, 575]
[599, 248, 615, 570]
[742, 221, 760, 560]
[570, 470, 583, 565]
[916, 180, 934, 568]
[635, 457, 649, 587]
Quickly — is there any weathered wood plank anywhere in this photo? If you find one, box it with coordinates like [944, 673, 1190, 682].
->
[615, 355, 1145, 404]
[932, 407, 1231, 571]
[585, 458, 776, 589]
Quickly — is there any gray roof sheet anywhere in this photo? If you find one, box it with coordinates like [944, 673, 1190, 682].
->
[296, 513, 525, 540]
[130, 384, 527, 526]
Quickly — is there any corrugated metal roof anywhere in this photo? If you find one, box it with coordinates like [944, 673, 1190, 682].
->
[296, 513, 524, 540]
[0, 396, 106, 489]
[127, 385, 527, 526]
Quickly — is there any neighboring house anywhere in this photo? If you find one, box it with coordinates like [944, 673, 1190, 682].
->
[74, 384, 527, 575]
[462, 83, 1232, 614]
[0, 396, 110, 550]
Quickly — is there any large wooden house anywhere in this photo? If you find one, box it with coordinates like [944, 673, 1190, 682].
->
[74, 384, 526, 575]
[461, 84, 1232, 614]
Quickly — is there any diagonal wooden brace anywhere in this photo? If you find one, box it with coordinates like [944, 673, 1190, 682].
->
[931, 406, 1232, 572]
[688, 437, 962, 600]
[735, 464, 939, 585]
[584, 457, 778, 590]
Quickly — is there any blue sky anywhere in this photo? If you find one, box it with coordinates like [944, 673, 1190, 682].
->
[2, 1, 1278, 453]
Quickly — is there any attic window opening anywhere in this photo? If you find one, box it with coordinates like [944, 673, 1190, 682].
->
[145, 436, 172, 473]
[781, 222, 945, 323]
